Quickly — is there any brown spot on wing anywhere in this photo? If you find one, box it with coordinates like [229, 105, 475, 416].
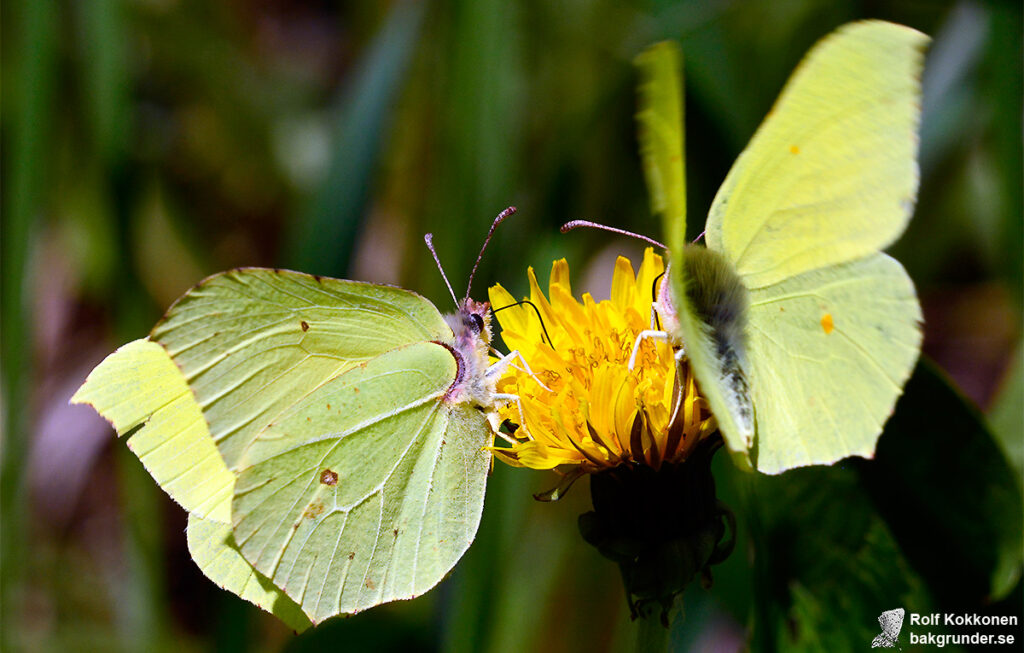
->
[303, 500, 325, 519]
[320, 469, 339, 485]
[300, 320, 310, 331]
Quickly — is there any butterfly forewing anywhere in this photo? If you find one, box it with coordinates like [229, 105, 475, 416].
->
[151, 268, 452, 471]
[635, 40, 686, 245]
[70, 339, 235, 521]
[706, 21, 928, 289]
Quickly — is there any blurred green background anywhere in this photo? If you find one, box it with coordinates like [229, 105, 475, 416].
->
[3, 1, 1021, 651]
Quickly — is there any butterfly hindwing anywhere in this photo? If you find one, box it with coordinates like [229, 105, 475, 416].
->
[231, 341, 491, 623]
[745, 253, 921, 472]
[186, 512, 312, 632]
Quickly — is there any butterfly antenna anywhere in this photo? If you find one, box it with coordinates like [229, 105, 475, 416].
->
[424, 233, 459, 307]
[493, 299, 555, 349]
[693, 230, 706, 243]
[560, 220, 666, 249]
[465, 206, 517, 301]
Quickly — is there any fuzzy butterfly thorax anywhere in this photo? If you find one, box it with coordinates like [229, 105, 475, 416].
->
[679, 246, 748, 363]
[441, 298, 495, 406]
[654, 247, 749, 366]
[656, 247, 754, 445]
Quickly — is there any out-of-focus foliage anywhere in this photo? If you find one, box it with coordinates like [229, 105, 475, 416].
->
[2, 1, 1020, 651]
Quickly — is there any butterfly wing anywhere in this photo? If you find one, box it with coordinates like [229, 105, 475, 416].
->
[150, 268, 452, 471]
[73, 338, 317, 628]
[635, 41, 686, 251]
[745, 254, 922, 473]
[706, 21, 928, 290]
[231, 341, 490, 623]
[636, 42, 757, 464]
[70, 339, 235, 521]
[75, 269, 490, 622]
[702, 21, 927, 470]
[186, 512, 312, 632]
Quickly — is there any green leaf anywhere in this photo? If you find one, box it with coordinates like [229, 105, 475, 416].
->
[187, 512, 311, 633]
[858, 359, 1024, 603]
[70, 339, 234, 522]
[988, 343, 1023, 484]
[744, 465, 931, 652]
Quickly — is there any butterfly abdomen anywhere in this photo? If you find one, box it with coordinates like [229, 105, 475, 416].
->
[718, 348, 754, 440]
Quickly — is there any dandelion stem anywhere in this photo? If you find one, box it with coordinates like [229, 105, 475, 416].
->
[633, 604, 670, 653]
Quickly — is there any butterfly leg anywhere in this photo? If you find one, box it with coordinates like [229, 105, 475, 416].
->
[491, 392, 533, 442]
[487, 349, 553, 393]
[628, 330, 670, 370]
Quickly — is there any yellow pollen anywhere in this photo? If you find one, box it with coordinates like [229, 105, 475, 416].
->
[487, 249, 717, 473]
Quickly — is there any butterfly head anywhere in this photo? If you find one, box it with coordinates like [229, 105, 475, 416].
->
[453, 298, 493, 348]
[653, 265, 681, 339]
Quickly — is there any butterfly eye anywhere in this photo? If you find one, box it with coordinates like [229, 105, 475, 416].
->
[468, 313, 484, 334]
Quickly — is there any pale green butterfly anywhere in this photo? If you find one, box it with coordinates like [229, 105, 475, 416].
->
[72, 208, 537, 626]
[571, 21, 926, 474]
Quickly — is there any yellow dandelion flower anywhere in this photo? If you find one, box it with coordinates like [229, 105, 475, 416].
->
[487, 248, 717, 474]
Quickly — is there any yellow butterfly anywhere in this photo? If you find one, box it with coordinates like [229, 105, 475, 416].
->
[634, 21, 927, 473]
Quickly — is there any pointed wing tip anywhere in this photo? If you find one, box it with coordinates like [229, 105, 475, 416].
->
[67, 389, 126, 437]
[842, 18, 930, 40]
[634, 40, 682, 64]
[833, 20, 931, 61]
